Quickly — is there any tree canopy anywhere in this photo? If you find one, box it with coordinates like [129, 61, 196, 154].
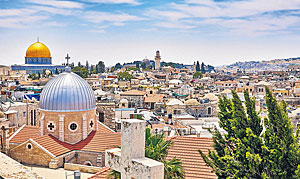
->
[193, 71, 202, 79]
[117, 71, 133, 81]
[200, 88, 300, 178]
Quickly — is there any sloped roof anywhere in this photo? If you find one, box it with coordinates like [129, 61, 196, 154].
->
[97, 121, 116, 134]
[31, 131, 121, 157]
[88, 166, 110, 179]
[166, 137, 216, 179]
[144, 94, 165, 103]
[8, 125, 40, 144]
[120, 89, 146, 96]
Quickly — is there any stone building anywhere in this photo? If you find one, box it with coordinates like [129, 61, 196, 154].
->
[96, 103, 116, 129]
[155, 50, 161, 70]
[8, 68, 121, 170]
[120, 89, 145, 108]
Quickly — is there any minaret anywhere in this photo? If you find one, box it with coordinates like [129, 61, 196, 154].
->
[155, 50, 161, 70]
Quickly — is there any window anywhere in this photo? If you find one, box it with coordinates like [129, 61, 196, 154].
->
[208, 107, 212, 115]
[84, 161, 93, 166]
[47, 121, 56, 132]
[23, 111, 26, 118]
[69, 122, 78, 132]
[99, 112, 104, 122]
[89, 119, 94, 129]
[27, 143, 32, 150]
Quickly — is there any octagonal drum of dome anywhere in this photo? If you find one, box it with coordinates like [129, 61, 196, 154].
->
[39, 70, 96, 112]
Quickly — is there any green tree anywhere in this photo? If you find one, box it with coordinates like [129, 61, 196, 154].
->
[126, 67, 139, 71]
[200, 88, 300, 178]
[72, 66, 89, 78]
[114, 63, 122, 71]
[262, 87, 300, 178]
[196, 61, 200, 72]
[193, 71, 202, 79]
[141, 62, 146, 69]
[117, 72, 133, 81]
[108, 128, 184, 179]
[28, 73, 39, 80]
[86, 60, 89, 71]
[98, 61, 105, 73]
[201, 62, 206, 73]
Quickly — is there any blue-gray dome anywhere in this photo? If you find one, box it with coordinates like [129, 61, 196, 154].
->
[40, 71, 96, 112]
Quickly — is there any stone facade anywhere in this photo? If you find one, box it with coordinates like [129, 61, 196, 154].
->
[40, 109, 96, 144]
[4, 102, 39, 127]
[9, 139, 54, 166]
[96, 103, 115, 129]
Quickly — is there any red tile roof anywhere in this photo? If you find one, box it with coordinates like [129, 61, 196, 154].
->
[89, 136, 216, 179]
[166, 136, 216, 179]
[120, 89, 145, 96]
[97, 121, 116, 134]
[88, 166, 110, 179]
[31, 131, 121, 157]
[8, 125, 40, 144]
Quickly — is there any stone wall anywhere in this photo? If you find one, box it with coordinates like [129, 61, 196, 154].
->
[55, 150, 104, 168]
[64, 163, 101, 173]
[40, 109, 96, 144]
[9, 140, 53, 167]
[96, 103, 115, 129]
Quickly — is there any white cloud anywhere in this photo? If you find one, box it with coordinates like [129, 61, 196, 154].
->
[84, 11, 145, 24]
[29, 5, 75, 15]
[156, 21, 195, 29]
[83, 0, 140, 5]
[44, 21, 65, 27]
[28, 0, 84, 9]
[0, 8, 38, 17]
[147, 0, 300, 35]
[0, 15, 49, 28]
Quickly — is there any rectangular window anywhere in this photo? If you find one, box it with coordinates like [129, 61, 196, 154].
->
[23, 111, 26, 118]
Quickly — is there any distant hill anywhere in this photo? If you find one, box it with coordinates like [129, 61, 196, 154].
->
[218, 57, 300, 72]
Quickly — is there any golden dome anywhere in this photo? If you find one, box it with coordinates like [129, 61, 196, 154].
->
[26, 42, 51, 58]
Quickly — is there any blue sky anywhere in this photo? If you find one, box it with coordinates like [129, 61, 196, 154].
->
[1, 0, 300, 67]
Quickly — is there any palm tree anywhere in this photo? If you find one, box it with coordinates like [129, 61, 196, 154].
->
[107, 128, 184, 179]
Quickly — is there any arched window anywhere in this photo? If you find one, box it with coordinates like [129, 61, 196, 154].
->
[84, 161, 93, 166]
[99, 112, 104, 122]
[207, 107, 212, 115]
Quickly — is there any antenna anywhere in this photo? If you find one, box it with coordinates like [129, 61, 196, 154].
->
[37, 37, 40, 42]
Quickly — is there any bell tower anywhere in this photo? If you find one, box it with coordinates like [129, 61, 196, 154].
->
[155, 50, 161, 71]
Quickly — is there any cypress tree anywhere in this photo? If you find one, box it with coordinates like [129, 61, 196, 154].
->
[200, 90, 266, 178]
[263, 87, 300, 178]
[196, 61, 200, 72]
[201, 62, 206, 73]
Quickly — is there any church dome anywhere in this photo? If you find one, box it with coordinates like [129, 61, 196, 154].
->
[26, 41, 51, 58]
[40, 70, 96, 112]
